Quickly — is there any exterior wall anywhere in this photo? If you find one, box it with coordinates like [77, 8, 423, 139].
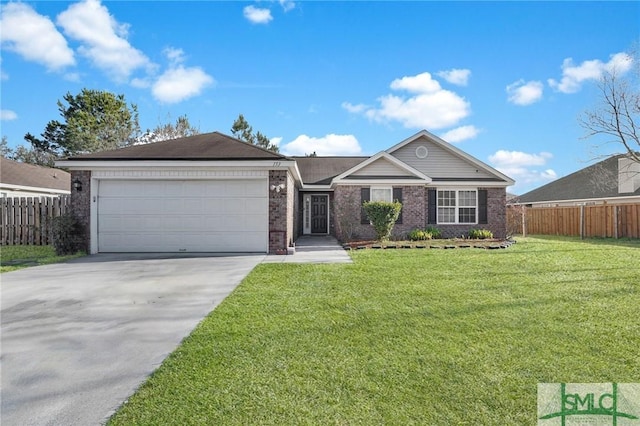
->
[333, 185, 425, 242]
[69, 170, 92, 253]
[334, 185, 376, 242]
[334, 185, 508, 242]
[426, 187, 507, 239]
[351, 158, 411, 176]
[269, 170, 294, 254]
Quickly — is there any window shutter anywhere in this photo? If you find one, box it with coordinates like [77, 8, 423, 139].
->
[478, 189, 488, 224]
[427, 189, 437, 224]
[361, 187, 370, 224]
[393, 187, 403, 224]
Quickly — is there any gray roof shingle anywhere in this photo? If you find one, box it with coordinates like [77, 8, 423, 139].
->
[66, 132, 286, 161]
[293, 156, 369, 185]
[517, 154, 640, 203]
[1, 157, 70, 191]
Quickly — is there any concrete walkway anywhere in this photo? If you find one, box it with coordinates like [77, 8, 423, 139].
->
[262, 235, 352, 264]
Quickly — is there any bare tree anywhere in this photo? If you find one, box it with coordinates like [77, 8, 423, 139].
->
[580, 52, 639, 164]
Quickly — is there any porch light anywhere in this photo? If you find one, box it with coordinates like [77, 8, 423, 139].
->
[270, 183, 285, 193]
[73, 178, 83, 192]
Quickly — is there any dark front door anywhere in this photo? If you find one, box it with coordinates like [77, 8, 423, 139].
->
[311, 195, 328, 234]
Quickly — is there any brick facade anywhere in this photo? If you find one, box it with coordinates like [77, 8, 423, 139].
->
[333, 185, 508, 242]
[69, 170, 92, 253]
[269, 170, 295, 254]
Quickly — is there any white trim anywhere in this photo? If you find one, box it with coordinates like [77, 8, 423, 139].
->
[386, 130, 515, 186]
[333, 151, 432, 184]
[0, 183, 70, 196]
[334, 180, 427, 186]
[303, 193, 330, 235]
[429, 180, 508, 188]
[512, 194, 640, 207]
[436, 188, 479, 225]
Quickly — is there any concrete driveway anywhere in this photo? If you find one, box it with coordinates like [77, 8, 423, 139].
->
[1, 253, 264, 426]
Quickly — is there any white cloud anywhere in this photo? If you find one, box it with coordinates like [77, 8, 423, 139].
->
[489, 150, 557, 188]
[243, 6, 273, 24]
[341, 102, 367, 113]
[1, 109, 18, 121]
[489, 150, 552, 167]
[548, 52, 633, 94]
[390, 72, 442, 93]
[506, 80, 544, 106]
[437, 69, 471, 86]
[439, 125, 480, 143]
[0, 2, 75, 71]
[279, 0, 296, 12]
[152, 66, 214, 104]
[270, 137, 283, 147]
[344, 72, 471, 130]
[151, 47, 215, 103]
[57, 0, 151, 81]
[281, 134, 362, 156]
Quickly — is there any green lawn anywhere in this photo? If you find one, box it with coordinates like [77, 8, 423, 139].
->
[109, 237, 640, 425]
[0, 245, 85, 273]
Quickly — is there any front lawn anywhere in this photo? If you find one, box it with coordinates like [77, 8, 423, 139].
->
[0, 245, 85, 273]
[109, 237, 640, 425]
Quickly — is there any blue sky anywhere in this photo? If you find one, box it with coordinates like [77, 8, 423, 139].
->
[1, 1, 638, 194]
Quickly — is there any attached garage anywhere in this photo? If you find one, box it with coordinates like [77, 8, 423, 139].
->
[57, 132, 301, 255]
[97, 179, 268, 252]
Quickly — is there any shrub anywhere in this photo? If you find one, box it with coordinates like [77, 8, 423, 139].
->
[468, 228, 494, 239]
[362, 201, 402, 241]
[425, 226, 442, 239]
[52, 213, 85, 255]
[408, 229, 432, 241]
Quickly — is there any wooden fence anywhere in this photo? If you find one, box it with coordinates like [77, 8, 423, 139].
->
[507, 203, 640, 239]
[0, 196, 71, 246]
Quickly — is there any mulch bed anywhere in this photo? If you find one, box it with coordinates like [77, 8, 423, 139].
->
[343, 239, 515, 250]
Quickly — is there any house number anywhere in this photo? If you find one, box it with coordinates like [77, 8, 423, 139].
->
[273, 161, 281, 167]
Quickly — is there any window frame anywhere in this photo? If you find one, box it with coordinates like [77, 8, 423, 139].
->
[436, 189, 478, 225]
[370, 186, 393, 203]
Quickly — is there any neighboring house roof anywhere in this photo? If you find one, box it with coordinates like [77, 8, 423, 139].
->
[65, 131, 286, 161]
[0, 157, 70, 194]
[516, 154, 640, 204]
[292, 156, 368, 185]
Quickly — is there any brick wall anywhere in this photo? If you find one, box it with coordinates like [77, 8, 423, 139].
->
[70, 170, 91, 253]
[426, 187, 508, 239]
[334, 185, 508, 242]
[269, 170, 292, 254]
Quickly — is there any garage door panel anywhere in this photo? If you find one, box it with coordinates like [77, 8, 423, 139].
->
[98, 179, 268, 253]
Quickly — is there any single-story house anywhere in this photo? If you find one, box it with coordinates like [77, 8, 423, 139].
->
[1, 157, 71, 198]
[56, 130, 514, 254]
[513, 154, 640, 207]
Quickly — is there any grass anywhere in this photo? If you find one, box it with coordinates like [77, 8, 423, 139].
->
[0, 245, 85, 273]
[108, 236, 639, 425]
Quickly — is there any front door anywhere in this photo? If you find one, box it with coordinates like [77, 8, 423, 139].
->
[311, 195, 328, 234]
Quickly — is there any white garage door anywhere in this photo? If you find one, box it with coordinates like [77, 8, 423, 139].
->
[97, 180, 268, 253]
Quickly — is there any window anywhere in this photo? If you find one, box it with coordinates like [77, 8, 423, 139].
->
[371, 187, 392, 202]
[437, 189, 477, 224]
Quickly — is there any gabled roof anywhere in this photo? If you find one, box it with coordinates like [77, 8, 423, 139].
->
[0, 157, 70, 192]
[65, 131, 286, 161]
[333, 151, 431, 184]
[517, 154, 640, 203]
[386, 130, 515, 184]
[292, 156, 368, 185]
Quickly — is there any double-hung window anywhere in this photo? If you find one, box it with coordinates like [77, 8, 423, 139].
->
[371, 187, 392, 203]
[437, 189, 477, 224]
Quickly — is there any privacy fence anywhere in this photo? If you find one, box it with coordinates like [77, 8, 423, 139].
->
[507, 203, 640, 239]
[0, 196, 71, 246]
